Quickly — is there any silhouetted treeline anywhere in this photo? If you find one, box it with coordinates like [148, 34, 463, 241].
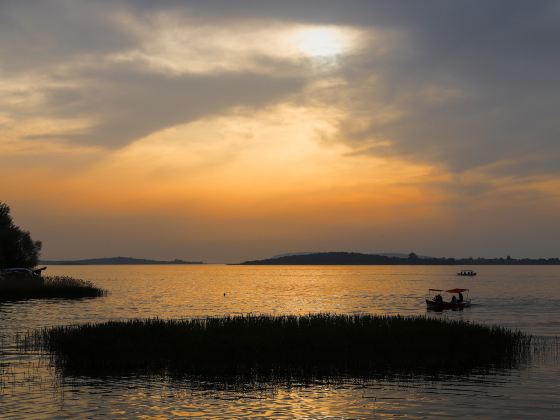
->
[240, 252, 560, 265]
[41, 257, 204, 265]
[0, 202, 41, 268]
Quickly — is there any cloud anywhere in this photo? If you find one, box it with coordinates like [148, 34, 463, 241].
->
[1, 0, 559, 174]
[0, 3, 312, 148]
[0, 0, 136, 75]
[24, 64, 305, 148]
[307, 1, 560, 177]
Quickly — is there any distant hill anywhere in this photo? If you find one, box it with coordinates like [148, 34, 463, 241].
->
[271, 252, 316, 258]
[41, 257, 204, 265]
[271, 251, 433, 259]
[240, 252, 560, 265]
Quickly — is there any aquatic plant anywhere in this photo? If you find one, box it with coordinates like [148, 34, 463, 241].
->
[0, 276, 107, 300]
[26, 314, 530, 377]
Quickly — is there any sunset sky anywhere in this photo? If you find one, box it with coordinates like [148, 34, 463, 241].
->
[1, 1, 559, 262]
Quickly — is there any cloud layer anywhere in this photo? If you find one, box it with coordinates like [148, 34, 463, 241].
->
[2, 1, 559, 171]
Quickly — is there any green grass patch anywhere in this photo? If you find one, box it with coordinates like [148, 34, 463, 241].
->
[26, 314, 530, 377]
[0, 276, 107, 300]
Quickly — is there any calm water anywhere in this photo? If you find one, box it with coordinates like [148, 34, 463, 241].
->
[1, 265, 559, 418]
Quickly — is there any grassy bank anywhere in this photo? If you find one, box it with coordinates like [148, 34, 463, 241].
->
[27, 314, 530, 377]
[0, 276, 107, 300]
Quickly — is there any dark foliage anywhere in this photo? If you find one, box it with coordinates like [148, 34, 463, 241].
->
[27, 314, 530, 378]
[0, 276, 107, 300]
[0, 202, 42, 268]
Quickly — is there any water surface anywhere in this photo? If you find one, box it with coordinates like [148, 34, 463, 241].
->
[1, 265, 559, 418]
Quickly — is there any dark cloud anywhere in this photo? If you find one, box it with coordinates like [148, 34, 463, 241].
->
[120, 0, 560, 175]
[310, 1, 560, 176]
[0, 0, 136, 74]
[1, 0, 559, 176]
[25, 64, 304, 147]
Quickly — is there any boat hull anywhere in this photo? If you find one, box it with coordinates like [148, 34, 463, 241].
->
[426, 299, 470, 310]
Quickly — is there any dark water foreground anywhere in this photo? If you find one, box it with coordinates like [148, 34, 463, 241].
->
[1, 337, 558, 419]
[22, 314, 529, 377]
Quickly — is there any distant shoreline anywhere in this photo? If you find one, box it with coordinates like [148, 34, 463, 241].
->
[41, 257, 204, 265]
[239, 252, 560, 266]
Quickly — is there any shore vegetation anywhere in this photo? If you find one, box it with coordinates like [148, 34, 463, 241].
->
[25, 314, 530, 377]
[0, 275, 107, 300]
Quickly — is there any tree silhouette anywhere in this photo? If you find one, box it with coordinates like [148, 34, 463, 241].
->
[0, 202, 42, 268]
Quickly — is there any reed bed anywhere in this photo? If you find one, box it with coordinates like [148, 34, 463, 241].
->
[0, 276, 107, 300]
[26, 314, 530, 377]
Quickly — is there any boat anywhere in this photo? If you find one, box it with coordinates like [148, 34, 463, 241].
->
[0, 267, 46, 290]
[457, 269, 476, 276]
[426, 288, 471, 310]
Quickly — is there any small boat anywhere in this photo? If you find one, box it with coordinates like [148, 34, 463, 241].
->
[0, 267, 46, 290]
[457, 269, 476, 276]
[426, 288, 471, 310]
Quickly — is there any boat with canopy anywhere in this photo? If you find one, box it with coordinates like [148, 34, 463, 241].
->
[426, 288, 470, 310]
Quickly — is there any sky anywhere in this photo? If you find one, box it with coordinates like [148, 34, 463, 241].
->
[1, 0, 559, 263]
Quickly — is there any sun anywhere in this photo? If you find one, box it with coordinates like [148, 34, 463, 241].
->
[294, 27, 349, 58]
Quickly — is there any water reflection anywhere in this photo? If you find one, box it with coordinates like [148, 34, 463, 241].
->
[1, 359, 559, 419]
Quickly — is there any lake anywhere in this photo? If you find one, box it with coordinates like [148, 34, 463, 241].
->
[1, 265, 559, 418]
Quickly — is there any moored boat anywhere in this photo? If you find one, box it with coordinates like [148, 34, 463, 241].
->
[0, 267, 46, 290]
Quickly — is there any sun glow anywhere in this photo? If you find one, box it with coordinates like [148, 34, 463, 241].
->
[294, 27, 351, 57]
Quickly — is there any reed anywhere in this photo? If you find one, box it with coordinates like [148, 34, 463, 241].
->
[0, 276, 107, 300]
[26, 314, 530, 377]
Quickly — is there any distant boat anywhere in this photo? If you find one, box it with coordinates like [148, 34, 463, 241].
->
[457, 269, 476, 276]
[426, 288, 471, 310]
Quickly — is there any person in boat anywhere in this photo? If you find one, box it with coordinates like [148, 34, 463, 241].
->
[435, 294, 443, 304]
[32, 267, 47, 277]
[458, 292, 464, 302]
[451, 295, 457, 304]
